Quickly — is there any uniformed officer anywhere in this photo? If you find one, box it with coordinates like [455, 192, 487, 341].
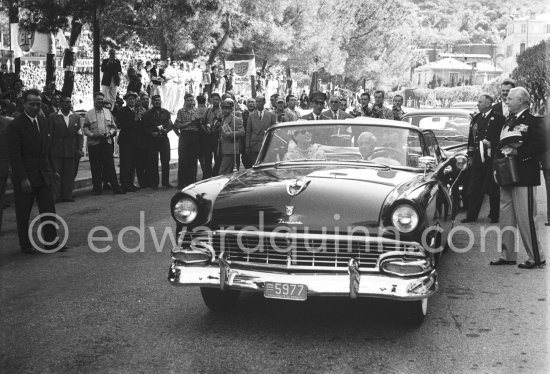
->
[462, 94, 505, 223]
[301, 92, 332, 144]
[490, 87, 546, 269]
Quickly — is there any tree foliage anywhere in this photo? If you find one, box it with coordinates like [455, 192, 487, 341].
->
[512, 39, 549, 112]
[11, 0, 550, 93]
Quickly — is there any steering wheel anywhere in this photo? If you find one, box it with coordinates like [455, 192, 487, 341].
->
[370, 147, 405, 161]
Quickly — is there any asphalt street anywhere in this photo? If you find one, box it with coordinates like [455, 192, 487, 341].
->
[0, 180, 548, 373]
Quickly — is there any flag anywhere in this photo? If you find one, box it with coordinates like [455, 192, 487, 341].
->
[10, 23, 68, 58]
[225, 58, 256, 77]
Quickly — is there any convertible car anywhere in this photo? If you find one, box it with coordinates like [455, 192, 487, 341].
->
[168, 118, 467, 324]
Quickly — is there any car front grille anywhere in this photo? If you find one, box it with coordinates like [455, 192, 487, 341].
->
[180, 230, 421, 271]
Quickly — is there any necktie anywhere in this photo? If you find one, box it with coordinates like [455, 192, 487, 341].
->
[33, 119, 40, 133]
[333, 111, 337, 119]
[258, 111, 262, 121]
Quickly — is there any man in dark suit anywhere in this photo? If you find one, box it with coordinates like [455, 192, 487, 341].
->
[101, 48, 122, 107]
[246, 95, 276, 164]
[218, 99, 244, 174]
[117, 91, 148, 191]
[490, 87, 546, 269]
[48, 96, 83, 202]
[323, 94, 353, 120]
[491, 79, 515, 118]
[7, 89, 64, 253]
[142, 94, 173, 189]
[240, 98, 256, 169]
[0, 114, 12, 234]
[461, 94, 505, 223]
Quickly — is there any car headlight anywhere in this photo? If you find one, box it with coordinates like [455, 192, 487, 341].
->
[380, 257, 431, 277]
[391, 204, 419, 233]
[173, 198, 198, 224]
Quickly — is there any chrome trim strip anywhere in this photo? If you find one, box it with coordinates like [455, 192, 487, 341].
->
[168, 263, 438, 300]
[213, 229, 424, 249]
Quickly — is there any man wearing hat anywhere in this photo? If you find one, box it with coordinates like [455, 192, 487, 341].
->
[301, 92, 329, 121]
[174, 93, 200, 188]
[142, 94, 174, 188]
[246, 95, 276, 165]
[218, 98, 244, 174]
[117, 91, 147, 191]
[274, 96, 287, 123]
[301, 92, 332, 144]
[461, 94, 505, 224]
[490, 87, 546, 269]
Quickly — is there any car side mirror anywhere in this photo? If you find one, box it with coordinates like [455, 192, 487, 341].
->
[419, 156, 436, 176]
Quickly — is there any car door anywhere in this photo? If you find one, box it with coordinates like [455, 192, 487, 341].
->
[422, 130, 455, 245]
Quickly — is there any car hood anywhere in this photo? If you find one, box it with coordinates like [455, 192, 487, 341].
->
[210, 165, 420, 232]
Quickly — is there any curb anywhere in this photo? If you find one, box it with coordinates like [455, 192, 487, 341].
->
[4, 160, 180, 200]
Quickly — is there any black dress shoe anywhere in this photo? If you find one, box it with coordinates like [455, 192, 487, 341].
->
[21, 247, 37, 254]
[490, 258, 517, 266]
[518, 260, 546, 269]
[490, 218, 499, 223]
[93, 190, 103, 195]
[162, 183, 174, 188]
[461, 218, 476, 223]
[113, 188, 126, 195]
[150, 185, 159, 190]
[103, 183, 112, 191]
[545, 222, 550, 226]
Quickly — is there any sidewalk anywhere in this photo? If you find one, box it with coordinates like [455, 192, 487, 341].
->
[4, 156, 181, 200]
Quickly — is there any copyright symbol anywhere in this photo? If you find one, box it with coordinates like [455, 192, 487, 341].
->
[28, 213, 69, 254]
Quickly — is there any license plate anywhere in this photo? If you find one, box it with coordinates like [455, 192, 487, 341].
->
[264, 282, 307, 301]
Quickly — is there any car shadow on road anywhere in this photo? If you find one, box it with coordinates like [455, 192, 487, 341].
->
[180, 293, 425, 336]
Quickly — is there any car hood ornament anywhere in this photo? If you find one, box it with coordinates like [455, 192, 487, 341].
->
[286, 178, 311, 196]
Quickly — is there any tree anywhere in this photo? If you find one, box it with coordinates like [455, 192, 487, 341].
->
[512, 39, 548, 113]
[15, 0, 105, 94]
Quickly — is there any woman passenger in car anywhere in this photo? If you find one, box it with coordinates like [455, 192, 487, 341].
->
[284, 128, 325, 160]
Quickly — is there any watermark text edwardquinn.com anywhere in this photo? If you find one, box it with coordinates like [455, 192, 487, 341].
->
[28, 211, 525, 255]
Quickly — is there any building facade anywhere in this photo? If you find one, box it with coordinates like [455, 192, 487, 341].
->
[498, 14, 550, 74]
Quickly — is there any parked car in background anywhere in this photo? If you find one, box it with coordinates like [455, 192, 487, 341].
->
[168, 119, 467, 325]
[451, 101, 478, 113]
[401, 108, 471, 211]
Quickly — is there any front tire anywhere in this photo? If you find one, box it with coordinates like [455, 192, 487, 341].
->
[402, 299, 428, 326]
[200, 287, 241, 312]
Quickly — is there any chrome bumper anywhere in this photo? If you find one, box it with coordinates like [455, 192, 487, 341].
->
[168, 262, 438, 301]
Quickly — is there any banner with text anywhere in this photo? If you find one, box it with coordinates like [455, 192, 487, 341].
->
[225, 58, 256, 77]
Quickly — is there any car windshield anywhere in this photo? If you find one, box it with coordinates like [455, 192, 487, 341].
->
[402, 114, 469, 147]
[258, 123, 427, 168]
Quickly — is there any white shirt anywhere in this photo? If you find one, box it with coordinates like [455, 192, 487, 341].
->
[502, 102, 509, 117]
[58, 110, 71, 127]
